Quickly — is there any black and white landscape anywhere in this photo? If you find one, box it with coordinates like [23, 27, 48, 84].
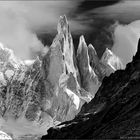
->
[0, 0, 140, 139]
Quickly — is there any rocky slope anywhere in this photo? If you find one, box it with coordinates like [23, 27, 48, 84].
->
[0, 15, 122, 139]
[42, 38, 140, 139]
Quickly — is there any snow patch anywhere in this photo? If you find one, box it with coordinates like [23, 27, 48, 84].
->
[65, 88, 80, 110]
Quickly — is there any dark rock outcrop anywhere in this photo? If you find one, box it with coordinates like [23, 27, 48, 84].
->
[42, 39, 140, 139]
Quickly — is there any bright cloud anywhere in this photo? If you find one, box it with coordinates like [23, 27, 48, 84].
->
[0, 1, 86, 60]
[112, 21, 140, 67]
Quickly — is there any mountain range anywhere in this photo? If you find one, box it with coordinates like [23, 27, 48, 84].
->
[0, 15, 123, 139]
[42, 21, 140, 139]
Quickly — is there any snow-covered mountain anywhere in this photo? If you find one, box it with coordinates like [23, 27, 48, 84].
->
[101, 48, 124, 71]
[0, 15, 123, 139]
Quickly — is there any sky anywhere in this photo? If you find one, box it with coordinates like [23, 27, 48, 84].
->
[0, 0, 140, 67]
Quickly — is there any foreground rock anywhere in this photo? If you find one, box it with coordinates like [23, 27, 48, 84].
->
[42, 39, 140, 139]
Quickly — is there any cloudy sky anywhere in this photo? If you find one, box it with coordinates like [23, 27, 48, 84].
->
[0, 0, 140, 67]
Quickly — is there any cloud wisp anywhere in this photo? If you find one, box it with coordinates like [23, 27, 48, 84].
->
[0, 1, 88, 60]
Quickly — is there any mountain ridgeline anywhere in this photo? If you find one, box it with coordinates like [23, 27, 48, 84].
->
[42, 32, 140, 139]
[0, 15, 123, 139]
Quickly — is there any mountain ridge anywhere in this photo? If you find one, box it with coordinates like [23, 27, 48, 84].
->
[0, 15, 123, 139]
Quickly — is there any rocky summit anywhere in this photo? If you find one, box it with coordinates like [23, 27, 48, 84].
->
[42, 37, 140, 139]
[0, 15, 122, 139]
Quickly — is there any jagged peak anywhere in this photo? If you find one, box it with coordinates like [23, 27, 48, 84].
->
[101, 47, 123, 70]
[88, 44, 95, 49]
[80, 35, 86, 44]
[105, 48, 113, 55]
[0, 42, 15, 58]
[101, 48, 114, 62]
[0, 42, 21, 67]
[87, 44, 99, 68]
[57, 15, 69, 35]
[77, 35, 95, 75]
[88, 44, 97, 55]
[77, 35, 87, 55]
[0, 42, 13, 60]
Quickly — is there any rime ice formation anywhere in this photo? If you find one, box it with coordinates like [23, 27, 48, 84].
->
[0, 15, 122, 139]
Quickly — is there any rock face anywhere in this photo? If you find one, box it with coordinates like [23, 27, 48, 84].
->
[76, 35, 123, 98]
[101, 48, 123, 72]
[0, 15, 91, 139]
[42, 39, 140, 139]
[77, 35, 100, 98]
[0, 15, 122, 139]
[41, 15, 91, 122]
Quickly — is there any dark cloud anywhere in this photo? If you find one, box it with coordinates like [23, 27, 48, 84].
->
[75, 0, 122, 14]
[38, 0, 122, 50]
[81, 0, 140, 24]
[65, 0, 122, 58]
